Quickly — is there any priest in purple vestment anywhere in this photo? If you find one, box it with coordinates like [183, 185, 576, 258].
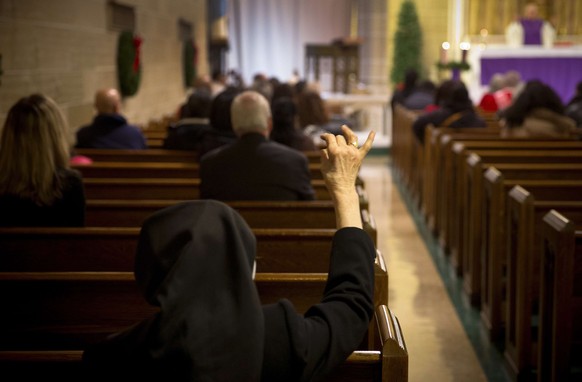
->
[506, 2, 556, 48]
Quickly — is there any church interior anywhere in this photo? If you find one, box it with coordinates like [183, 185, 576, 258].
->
[1, 0, 582, 381]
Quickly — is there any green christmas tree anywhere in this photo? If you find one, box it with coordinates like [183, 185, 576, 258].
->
[390, 0, 423, 86]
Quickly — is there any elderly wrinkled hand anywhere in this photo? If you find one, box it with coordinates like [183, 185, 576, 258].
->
[319, 125, 375, 196]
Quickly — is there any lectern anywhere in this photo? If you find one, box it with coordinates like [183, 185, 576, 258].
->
[304, 42, 360, 94]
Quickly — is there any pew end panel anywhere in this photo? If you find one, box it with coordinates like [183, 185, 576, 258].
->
[504, 185, 582, 381]
[480, 167, 507, 342]
[538, 210, 582, 382]
[375, 305, 408, 382]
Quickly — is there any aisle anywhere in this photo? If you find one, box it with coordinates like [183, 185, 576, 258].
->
[359, 155, 489, 382]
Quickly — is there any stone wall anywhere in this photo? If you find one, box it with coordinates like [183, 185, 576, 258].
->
[0, 0, 207, 133]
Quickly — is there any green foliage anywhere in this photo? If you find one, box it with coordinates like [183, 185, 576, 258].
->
[390, 0, 423, 86]
[117, 31, 141, 97]
[435, 61, 471, 71]
[183, 39, 196, 88]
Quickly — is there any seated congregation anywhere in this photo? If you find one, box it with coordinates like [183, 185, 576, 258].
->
[0, 69, 407, 381]
[391, 73, 582, 382]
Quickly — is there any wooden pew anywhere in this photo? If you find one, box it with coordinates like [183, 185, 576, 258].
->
[538, 210, 582, 382]
[423, 134, 578, 235]
[142, 129, 168, 140]
[0, 304, 407, 382]
[457, 156, 582, 302]
[0, 226, 386, 305]
[390, 104, 419, 189]
[0, 227, 334, 273]
[81, 178, 370, 210]
[75, 148, 323, 164]
[73, 161, 326, 180]
[504, 186, 582, 381]
[84, 199, 377, 245]
[438, 144, 582, 256]
[479, 167, 582, 341]
[422, 127, 502, 230]
[75, 148, 200, 163]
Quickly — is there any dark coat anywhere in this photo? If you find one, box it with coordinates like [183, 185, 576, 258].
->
[0, 168, 86, 227]
[76, 114, 148, 149]
[200, 133, 316, 201]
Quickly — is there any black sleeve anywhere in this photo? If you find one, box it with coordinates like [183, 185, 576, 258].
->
[261, 227, 375, 382]
[62, 170, 86, 227]
[297, 155, 316, 201]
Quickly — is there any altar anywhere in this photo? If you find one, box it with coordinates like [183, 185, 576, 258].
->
[468, 45, 582, 104]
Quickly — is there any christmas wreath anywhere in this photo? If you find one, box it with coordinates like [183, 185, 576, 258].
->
[117, 31, 142, 97]
[183, 38, 198, 88]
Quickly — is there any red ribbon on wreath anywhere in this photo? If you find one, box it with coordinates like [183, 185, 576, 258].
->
[132, 35, 143, 73]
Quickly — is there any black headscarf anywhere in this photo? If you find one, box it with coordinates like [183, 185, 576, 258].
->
[83, 200, 264, 381]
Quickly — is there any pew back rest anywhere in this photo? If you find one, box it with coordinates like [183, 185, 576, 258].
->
[0, 227, 339, 273]
[0, 305, 408, 382]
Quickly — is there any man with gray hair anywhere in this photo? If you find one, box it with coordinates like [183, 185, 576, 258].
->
[200, 90, 315, 200]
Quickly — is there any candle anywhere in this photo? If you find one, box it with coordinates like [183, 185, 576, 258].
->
[440, 41, 450, 65]
[460, 42, 471, 63]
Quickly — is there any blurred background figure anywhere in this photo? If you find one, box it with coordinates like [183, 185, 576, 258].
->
[76, 88, 147, 150]
[0, 94, 86, 227]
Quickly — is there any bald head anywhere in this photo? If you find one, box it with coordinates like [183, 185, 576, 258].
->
[524, 3, 539, 19]
[95, 88, 121, 114]
[230, 90, 272, 137]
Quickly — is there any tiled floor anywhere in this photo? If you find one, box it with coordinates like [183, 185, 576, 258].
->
[359, 154, 495, 382]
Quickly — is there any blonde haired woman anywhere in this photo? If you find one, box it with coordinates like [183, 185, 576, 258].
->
[0, 94, 86, 226]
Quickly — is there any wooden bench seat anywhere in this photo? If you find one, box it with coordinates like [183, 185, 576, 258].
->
[0, 227, 335, 273]
[422, 128, 506, 228]
[84, 199, 377, 244]
[72, 161, 326, 180]
[81, 178, 370, 210]
[438, 146, 582, 255]
[75, 149, 200, 163]
[0, 304, 407, 382]
[456, 156, 582, 301]
[438, 145, 582, 261]
[75, 148, 323, 164]
[423, 135, 579, 235]
[479, 168, 582, 341]
[538, 211, 582, 382]
[0, 226, 386, 304]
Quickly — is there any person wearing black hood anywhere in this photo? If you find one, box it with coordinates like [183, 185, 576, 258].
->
[412, 80, 486, 145]
[82, 125, 377, 382]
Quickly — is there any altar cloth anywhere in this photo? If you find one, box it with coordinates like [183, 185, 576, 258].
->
[478, 46, 582, 103]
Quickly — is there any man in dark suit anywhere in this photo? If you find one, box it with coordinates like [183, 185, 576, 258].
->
[200, 90, 315, 201]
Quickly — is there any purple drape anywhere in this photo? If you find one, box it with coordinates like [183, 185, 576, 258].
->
[480, 56, 582, 104]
